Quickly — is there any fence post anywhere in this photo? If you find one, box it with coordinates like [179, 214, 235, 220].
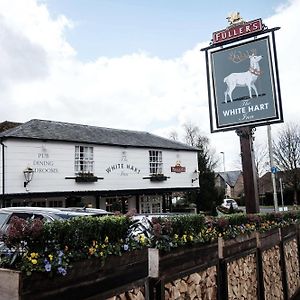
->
[279, 228, 289, 300]
[256, 232, 265, 300]
[217, 237, 228, 300]
[148, 248, 163, 300]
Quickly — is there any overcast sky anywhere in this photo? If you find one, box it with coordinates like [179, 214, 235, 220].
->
[0, 0, 299, 172]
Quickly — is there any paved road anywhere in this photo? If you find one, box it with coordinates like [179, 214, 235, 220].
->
[240, 206, 292, 214]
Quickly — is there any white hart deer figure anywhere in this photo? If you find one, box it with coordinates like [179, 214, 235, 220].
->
[224, 54, 263, 103]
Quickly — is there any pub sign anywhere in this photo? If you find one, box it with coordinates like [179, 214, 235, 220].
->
[202, 14, 283, 132]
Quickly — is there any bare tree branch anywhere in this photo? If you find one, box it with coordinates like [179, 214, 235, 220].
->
[169, 130, 179, 141]
[273, 123, 300, 203]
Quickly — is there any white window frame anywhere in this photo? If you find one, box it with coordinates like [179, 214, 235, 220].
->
[149, 150, 163, 175]
[139, 195, 162, 214]
[75, 146, 94, 174]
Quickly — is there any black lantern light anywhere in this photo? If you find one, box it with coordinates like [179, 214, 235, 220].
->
[23, 167, 34, 188]
[192, 169, 200, 183]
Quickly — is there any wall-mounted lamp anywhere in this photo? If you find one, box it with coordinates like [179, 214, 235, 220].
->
[192, 169, 200, 184]
[23, 167, 34, 188]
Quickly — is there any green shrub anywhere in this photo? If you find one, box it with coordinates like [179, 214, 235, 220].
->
[1, 211, 300, 277]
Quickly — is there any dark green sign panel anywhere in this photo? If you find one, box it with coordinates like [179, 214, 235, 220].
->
[204, 33, 283, 132]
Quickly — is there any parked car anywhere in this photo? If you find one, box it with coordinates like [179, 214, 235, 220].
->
[128, 212, 192, 239]
[0, 206, 112, 233]
[58, 207, 113, 217]
[0, 206, 112, 256]
[221, 199, 239, 210]
[0, 207, 65, 232]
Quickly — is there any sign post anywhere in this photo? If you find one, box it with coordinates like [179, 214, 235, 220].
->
[201, 13, 283, 214]
[236, 127, 259, 213]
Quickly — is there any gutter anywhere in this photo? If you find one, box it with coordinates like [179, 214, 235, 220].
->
[0, 140, 5, 207]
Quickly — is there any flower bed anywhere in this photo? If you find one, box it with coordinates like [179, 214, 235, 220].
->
[0, 215, 147, 277]
[1, 210, 300, 279]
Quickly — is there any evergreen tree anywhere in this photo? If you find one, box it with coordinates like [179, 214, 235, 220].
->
[174, 122, 223, 214]
[196, 141, 222, 213]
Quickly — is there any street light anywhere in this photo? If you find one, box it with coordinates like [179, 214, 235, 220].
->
[220, 152, 227, 197]
[220, 152, 226, 173]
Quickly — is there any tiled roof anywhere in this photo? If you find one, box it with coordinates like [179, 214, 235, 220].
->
[0, 119, 197, 151]
[217, 170, 242, 187]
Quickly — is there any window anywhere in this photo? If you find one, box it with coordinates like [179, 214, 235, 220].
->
[48, 200, 63, 207]
[149, 150, 163, 175]
[75, 146, 94, 174]
[139, 196, 162, 213]
[105, 197, 128, 213]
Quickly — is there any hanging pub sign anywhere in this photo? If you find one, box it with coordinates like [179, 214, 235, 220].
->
[201, 13, 283, 132]
[171, 161, 186, 173]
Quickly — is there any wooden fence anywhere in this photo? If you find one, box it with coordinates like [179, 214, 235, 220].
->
[1, 224, 300, 299]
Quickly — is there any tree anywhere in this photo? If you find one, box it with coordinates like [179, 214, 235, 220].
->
[172, 122, 222, 213]
[273, 123, 300, 204]
[169, 130, 179, 141]
[253, 141, 269, 178]
[183, 122, 218, 170]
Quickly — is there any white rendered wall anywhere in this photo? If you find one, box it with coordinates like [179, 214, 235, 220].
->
[1, 139, 199, 195]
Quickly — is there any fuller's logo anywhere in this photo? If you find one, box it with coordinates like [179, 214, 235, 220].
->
[213, 15, 263, 44]
[171, 161, 186, 173]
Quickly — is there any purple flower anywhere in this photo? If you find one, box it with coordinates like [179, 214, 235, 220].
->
[44, 262, 52, 272]
[57, 267, 67, 276]
[153, 223, 162, 237]
[4, 249, 12, 257]
[123, 244, 129, 251]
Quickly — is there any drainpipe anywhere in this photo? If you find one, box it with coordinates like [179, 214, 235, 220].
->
[0, 140, 5, 208]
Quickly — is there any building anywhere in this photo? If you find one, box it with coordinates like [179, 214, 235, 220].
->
[215, 170, 244, 198]
[258, 169, 300, 205]
[0, 119, 200, 213]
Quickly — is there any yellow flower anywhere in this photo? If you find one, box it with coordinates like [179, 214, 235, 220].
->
[100, 252, 103, 256]
[89, 247, 95, 255]
[31, 259, 37, 265]
[30, 252, 39, 259]
[182, 234, 187, 242]
[174, 234, 179, 240]
[104, 236, 109, 243]
[189, 235, 193, 241]
[139, 234, 146, 244]
[48, 254, 53, 262]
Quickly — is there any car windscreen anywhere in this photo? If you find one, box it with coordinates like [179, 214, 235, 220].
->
[0, 213, 10, 228]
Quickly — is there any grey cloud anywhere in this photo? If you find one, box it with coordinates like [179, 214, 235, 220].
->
[0, 16, 49, 86]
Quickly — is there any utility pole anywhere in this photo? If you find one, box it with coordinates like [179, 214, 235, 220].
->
[267, 125, 278, 212]
[220, 151, 226, 198]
